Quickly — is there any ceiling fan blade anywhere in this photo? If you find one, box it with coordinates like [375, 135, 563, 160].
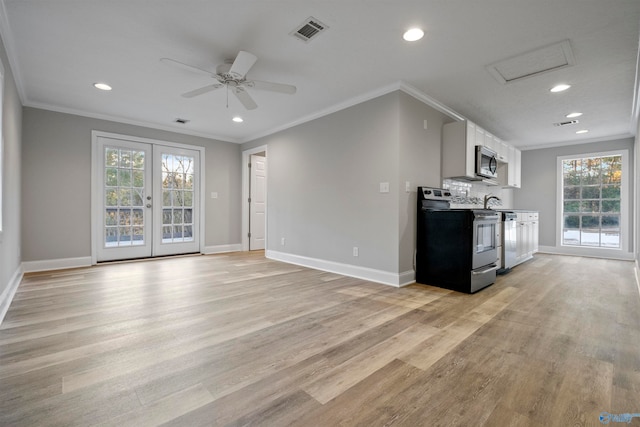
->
[248, 80, 297, 95]
[232, 86, 258, 110]
[160, 58, 213, 76]
[181, 83, 224, 98]
[229, 51, 257, 79]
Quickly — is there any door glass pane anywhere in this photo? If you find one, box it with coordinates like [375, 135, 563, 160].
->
[161, 153, 195, 244]
[104, 146, 146, 247]
[132, 189, 144, 207]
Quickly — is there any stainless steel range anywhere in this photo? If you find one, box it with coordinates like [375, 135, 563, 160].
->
[415, 187, 500, 293]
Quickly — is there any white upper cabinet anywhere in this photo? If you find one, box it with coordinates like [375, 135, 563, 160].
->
[442, 120, 477, 179]
[443, 119, 521, 187]
[498, 141, 510, 163]
[475, 126, 485, 149]
[499, 145, 521, 188]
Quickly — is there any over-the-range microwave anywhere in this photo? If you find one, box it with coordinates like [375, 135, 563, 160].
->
[475, 145, 498, 180]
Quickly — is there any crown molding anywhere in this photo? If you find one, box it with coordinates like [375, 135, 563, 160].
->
[518, 133, 634, 151]
[24, 100, 240, 143]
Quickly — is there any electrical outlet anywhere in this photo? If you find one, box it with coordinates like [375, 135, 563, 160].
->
[353, 247, 359, 257]
[281, 237, 286, 246]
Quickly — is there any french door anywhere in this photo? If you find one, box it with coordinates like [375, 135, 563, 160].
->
[94, 135, 200, 262]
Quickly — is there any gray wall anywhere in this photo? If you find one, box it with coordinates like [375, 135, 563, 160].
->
[243, 91, 454, 276]
[0, 30, 23, 301]
[515, 137, 634, 252]
[397, 92, 454, 272]
[250, 92, 401, 272]
[21, 108, 242, 262]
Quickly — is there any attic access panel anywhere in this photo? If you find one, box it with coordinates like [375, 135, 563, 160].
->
[486, 40, 576, 84]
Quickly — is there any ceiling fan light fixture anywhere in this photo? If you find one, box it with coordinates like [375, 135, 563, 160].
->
[232, 116, 244, 123]
[93, 82, 112, 91]
[566, 112, 582, 118]
[403, 28, 424, 42]
[550, 83, 571, 93]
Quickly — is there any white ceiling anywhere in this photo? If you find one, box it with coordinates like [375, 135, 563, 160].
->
[1, 0, 639, 148]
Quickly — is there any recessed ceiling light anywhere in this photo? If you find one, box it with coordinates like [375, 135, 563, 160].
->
[550, 84, 571, 93]
[576, 129, 589, 134]
[566, 112, 582, 118]
[232, 116, 243, 123]
[93, 82, 112, 91]
[403, 28, 424, 42]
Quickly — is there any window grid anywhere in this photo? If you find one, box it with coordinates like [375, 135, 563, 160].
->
[161, 154, 195, 243]
[104, 148, 146, 247]
[561, 155, 621, 248]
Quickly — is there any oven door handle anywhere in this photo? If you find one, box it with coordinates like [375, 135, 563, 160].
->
[472, 264, 499, 275]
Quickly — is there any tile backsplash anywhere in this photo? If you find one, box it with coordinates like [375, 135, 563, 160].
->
[442, 179, 510, 209]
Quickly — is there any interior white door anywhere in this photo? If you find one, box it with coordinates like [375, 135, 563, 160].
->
[249, 154, 266, 250]
[96, 137, 153, 262]
[153, 146, 200, 256]
[95, 137, 200, 261]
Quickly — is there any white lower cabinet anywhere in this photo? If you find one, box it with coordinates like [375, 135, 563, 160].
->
[515, 211, 538, 266]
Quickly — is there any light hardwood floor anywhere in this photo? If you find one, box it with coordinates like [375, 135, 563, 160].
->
[1, 252, 639, 426]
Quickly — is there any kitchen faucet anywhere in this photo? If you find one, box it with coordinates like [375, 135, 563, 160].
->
[484, 194, 500, 209]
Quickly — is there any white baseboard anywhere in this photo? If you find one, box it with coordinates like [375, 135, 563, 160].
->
[398, 270, 417, 287]
[538, 245, 634, 261]
[0, 264, 24, 325]
[203, 244, 242, 255]
[22, 256, 92, 273]
[266, 250, 414, 287]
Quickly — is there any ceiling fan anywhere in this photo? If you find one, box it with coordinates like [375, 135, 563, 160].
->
[161, 51, 296, 110]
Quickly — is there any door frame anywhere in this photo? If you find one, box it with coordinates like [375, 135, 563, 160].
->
[91, 131, 206, 264]
[241, 145, 268, 251]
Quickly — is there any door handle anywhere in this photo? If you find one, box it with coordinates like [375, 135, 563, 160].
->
[146, 204, 152, 208]
[147, 196, 152, 200]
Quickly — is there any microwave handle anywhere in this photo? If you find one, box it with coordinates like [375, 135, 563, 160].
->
[489, 156, 497, 174]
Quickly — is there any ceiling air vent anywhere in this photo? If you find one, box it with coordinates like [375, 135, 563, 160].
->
[175, 118, 190, 124]
[290, 17, 328, 43]
[554, 119, 579, 127]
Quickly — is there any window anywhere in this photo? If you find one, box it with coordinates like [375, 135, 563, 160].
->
[560, 151, 627, 249]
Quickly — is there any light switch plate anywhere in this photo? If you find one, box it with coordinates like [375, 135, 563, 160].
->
[405, 181, 411, 192]
[211, 192, 218, 199]
[379, 182, 390, 193]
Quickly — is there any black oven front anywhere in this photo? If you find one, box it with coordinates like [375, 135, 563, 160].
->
[416, 188, 500, 293]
